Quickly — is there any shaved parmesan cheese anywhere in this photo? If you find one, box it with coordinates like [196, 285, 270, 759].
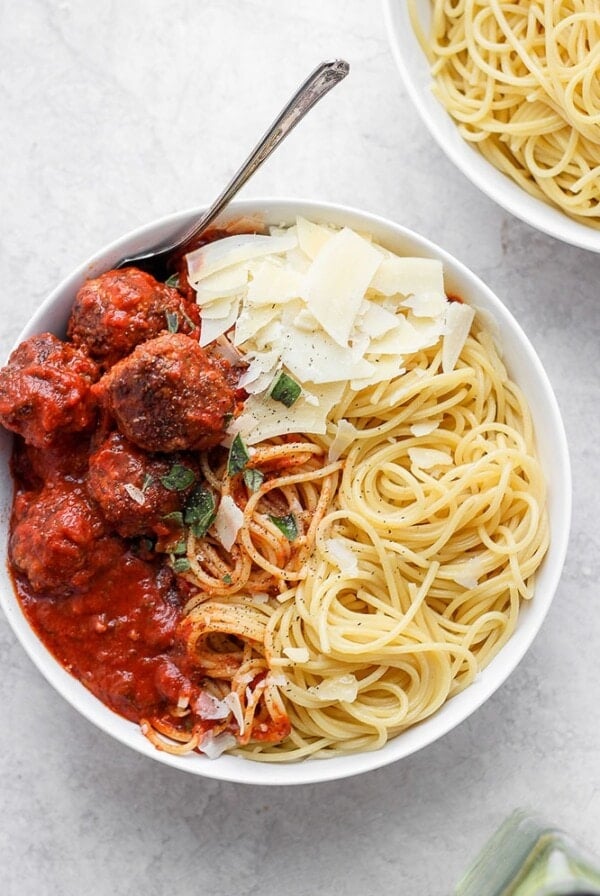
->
[325, 537, 359, 576]
[199, 731, 237, 759]
[123, 483, 145, 505]
[279, 324, 374, 385]
[199, 298, 240, 347]
[358, 300, 401, 338]
[214, 495, 244, 551]
[350, 355, 406, 391]
[193, 691, 230, 720]
[452, 558, 483, 590]
[182, 218, 479, 446]
[307, 674, 359, 703]
[246, 260, 303, 305]
[443, 301, 475, 373]
[230, 381, 345, 445]
[199, 295, 238, 320]
[234, 303, 280, 346]
[237, 350, 280, 390]
[410, 419, 441, 437]
[187, 231, 298, 282]
[408, 448, 453, 469]
[194, 266, 249, 304]
[328, 419, 359, 462]
[283, 647, 310, 663]
[370, 255, 444, 298]
[267, 672, 288, 687]
[402, 289, 447, 319]
[305, 227, 382, 346]
[224, 691, 245, 735]
[296, 216, 335, 259]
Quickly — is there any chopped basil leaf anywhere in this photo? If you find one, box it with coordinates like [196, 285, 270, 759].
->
[165, 310, 179, 333]
[222, 573, 233, 585]
[227, 433, 250, 476]
[179, 304, 196, 330]
[172, 557, 191, 573]
[243, 468, 264, 492]
[184, 485, 216, 538]
[161, 463, 196, 491]
[162, 511, 184, 529]
[165, 274, 180, 288]
[171, 539, 188, 556]
[268, 512, 298, 542]
[270, 371, 301, 408]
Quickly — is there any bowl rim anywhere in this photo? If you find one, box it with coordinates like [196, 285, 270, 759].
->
[381, 0, 600, 255]
[0, 197, 572, 785]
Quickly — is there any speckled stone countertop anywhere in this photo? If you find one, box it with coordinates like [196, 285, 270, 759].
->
[1, 2, 599, 894]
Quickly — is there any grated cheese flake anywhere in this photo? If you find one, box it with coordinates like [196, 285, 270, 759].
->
[214, 495, 245, 551]
[283, 647, 310, 663]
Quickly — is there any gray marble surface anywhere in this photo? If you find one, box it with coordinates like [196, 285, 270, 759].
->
[1, 2, 599, 894]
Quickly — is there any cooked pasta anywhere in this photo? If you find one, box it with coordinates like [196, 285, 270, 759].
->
[410, 0, 600, 226]
[148, 321, 548, 761]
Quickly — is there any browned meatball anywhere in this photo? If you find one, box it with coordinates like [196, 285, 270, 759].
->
[0, 333, 99, 448]
[87, 432, 198, 537]
[11, 433, 92, 491]
[95, 333, 236, 452]
[10, 480, 123, 594]
[67, 267, 200, 367]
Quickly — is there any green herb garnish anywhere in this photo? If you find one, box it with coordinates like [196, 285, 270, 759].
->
[268, 512, 298, 542]
[179, 303, 196, 330]
[270, 371, 302, 408]
[171, 539, 188, 556]
[161, 463, 196, 491]
[141, 473, 153, 493]
[184, 485, 216, 538]
[165, 274, 180, 288]
[165, 310, 179, 333]
[222, 573, 233, 585]
[172, 557, 191, 573]
[162, 511, 184, 528]
[227, 433, 250, 476]
[243, 468, 264, 493]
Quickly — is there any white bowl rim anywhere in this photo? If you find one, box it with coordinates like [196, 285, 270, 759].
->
[381, 0, 600, 254]
[0, 197, 572, 785]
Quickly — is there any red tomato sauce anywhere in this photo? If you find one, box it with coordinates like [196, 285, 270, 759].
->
[12, 552, 187, 722]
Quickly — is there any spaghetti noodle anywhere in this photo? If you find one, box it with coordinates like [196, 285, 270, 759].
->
[410, 0, 600, 227]
[148, 321, 548, 761]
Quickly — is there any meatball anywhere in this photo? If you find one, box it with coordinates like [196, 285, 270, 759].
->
[10, 480, 122, 594]
[87, 431, 198, 537]
[11, 433, 91, 491]
[67, 267, 200, 366]
[95, 333, 236, 452]
[0, 333, 99, 448]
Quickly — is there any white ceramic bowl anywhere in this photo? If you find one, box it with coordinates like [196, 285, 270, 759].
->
[382, 0, 600, 254]
[0, 198, 571, 785]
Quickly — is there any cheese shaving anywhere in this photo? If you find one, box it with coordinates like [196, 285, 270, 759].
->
[283, 647, 310, 663]
[408, 448, 454, 470]
[199, 730, 237, 759]
[307, 674, 359, 704]
[183, 218, 477, 445]
[213, 495, 244, 551]
[325, 537, 359, 576]
[328, 419, 359, 462]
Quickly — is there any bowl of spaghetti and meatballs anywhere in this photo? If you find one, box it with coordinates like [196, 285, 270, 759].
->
[0, 199, 570, 786]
